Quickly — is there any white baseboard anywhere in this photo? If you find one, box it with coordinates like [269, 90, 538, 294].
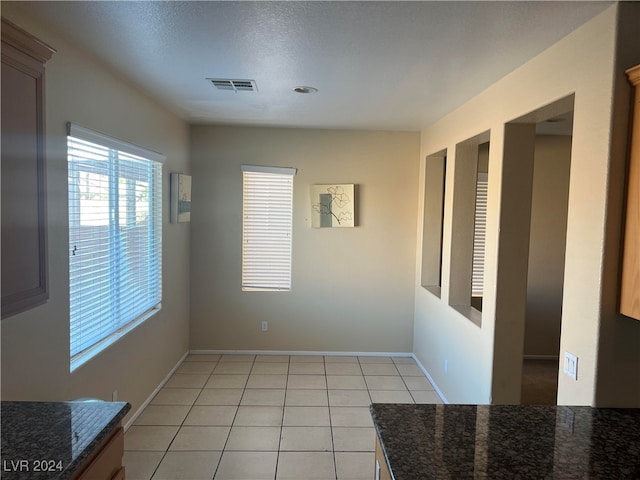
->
[124, 350, 189, 431]
[191, 349, 447, 403]
[411, 354, 449, 404]
[126, 348, 447, 427]
[190, 349, 414, 358]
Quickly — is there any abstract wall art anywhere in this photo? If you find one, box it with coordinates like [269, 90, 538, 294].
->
[310, 184, 356, 228]
[170, 173, 192, 223]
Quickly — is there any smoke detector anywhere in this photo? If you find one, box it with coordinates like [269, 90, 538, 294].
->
[293, 86, 318, 94]
[207, 78, 258, 93]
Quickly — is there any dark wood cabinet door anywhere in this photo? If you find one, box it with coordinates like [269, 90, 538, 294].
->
[1, 18, 55, 319]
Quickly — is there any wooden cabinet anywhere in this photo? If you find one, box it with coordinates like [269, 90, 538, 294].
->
[374, 436, 392, 480]
[620, 64, 640, 320]
[111, 468, 125, 480]
[1, 18, 55, 318]
[73, 425, 125, 480]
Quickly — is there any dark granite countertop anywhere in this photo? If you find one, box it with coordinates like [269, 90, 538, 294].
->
[1, 400, 130, 480]
[370, 403, 640, 479]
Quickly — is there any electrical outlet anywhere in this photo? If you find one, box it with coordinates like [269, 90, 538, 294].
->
[563, 352, 578, 380]
[261, 321, 268, 332]
[112, 390, 118, 402]
[444, 359, 448, 373]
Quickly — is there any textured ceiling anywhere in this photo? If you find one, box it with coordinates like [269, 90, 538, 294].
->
[12, 1, 611, 130]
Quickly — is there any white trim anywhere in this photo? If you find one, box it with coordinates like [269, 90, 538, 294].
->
[67, 123, 166, 164]
[241, 164, 297, 176]
[411, 354, 449, 404]
[189, 349, 414, 358]
[126, 349, 448, 430]
[194, 350, 447, 404]
[124, 350, 189, 431]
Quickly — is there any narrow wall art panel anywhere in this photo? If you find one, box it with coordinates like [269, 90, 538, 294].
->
[310, 184, 356, 228]
[170, 173, 192, 223]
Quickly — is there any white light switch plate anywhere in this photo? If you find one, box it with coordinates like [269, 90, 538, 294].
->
[563, 352, 578, 380]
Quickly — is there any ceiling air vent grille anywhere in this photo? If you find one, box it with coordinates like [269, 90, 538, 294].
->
[208, 78, 258, 93]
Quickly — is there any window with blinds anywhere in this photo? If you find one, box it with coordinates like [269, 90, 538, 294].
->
[242, 165, 297, 291]
[471, 172, 488, 297]
[67, 124, 164, 371]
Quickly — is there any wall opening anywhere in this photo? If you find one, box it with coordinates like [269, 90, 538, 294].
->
[421, 150, 447, 297]
[449, 131, 490, 326]
[520, 111, 573, 405]
[491, 95, 573, 404]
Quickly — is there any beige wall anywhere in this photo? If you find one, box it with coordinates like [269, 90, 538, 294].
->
[414, 4, 640, 406]
[524, 135, 571, 356]
[0, 5, 191, 422]
[4, 1, 637, 415]
[190, 126, 419, 353]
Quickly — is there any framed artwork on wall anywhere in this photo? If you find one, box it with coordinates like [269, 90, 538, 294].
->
[310, 184, 356, 228]
[170, 173, 191, 223]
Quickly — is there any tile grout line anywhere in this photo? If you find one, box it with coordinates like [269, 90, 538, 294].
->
[211, 354, 255, 480]
[128, 353, 433, 479]
[149, 355, 222, 480]
[395, 358, 416, 405]
[325, 355, 339, 480]
[273, 356, 290, 480]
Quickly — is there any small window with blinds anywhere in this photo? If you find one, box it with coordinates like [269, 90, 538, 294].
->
[471, 172, 488, 299]
[242, 165, 297, 291]
[67, 124, 164, 371]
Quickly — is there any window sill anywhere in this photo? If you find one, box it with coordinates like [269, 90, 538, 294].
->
[70, 304, 161, 372]
[450, 304, 482, 328]
[242, 287, 291, 292]
[421, 285, 442, 299]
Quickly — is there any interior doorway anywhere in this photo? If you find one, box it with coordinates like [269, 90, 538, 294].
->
[520, 111, 573, 405]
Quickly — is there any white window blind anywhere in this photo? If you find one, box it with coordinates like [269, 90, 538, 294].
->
[471, 172, 488, 297]
[242, 165, 296, 291]
[67, 124, 164, 370]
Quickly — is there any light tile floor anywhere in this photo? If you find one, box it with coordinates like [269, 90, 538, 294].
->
[124, 354, 442, 480]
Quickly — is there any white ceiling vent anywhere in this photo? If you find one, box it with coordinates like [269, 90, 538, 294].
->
[208, 78, 258, 93]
